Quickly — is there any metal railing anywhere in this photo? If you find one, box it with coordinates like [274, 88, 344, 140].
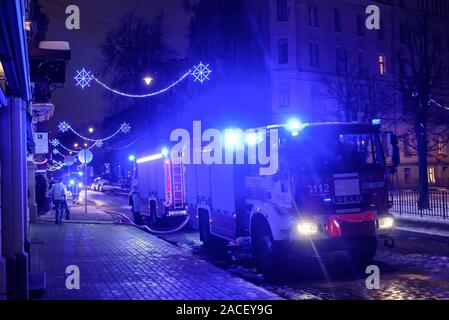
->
[391, 189, 449, 220]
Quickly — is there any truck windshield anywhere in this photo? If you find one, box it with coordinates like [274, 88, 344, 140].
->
[284, 130, 385, 174]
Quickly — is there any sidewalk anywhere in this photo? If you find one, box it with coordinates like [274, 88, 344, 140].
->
[39, 204, 114, 223]
[392, 211, 449, 238]
[30, 215, 280, 300]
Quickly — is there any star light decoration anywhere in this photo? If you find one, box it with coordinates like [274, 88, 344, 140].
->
[120, 123, 131, 134]
[74, 68, 94, 89]
[191, 62, 212, 84]
[58, 121, 70, 133]
[51, 138, 60, 147]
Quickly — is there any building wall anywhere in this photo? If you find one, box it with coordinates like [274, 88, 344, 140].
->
[268, 0, 449, 188]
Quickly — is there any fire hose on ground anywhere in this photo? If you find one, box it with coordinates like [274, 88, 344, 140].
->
[106, 210, 191, 234]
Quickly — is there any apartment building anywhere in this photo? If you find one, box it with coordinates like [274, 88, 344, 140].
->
[267, 0, 449, 187]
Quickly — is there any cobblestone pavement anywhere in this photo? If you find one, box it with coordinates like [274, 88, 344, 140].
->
[39, 205, 114, 223]
[86, 191, 449, 300]
[30, 222, 281, 300]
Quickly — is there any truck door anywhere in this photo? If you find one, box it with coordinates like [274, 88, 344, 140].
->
[209, 164, 236, 240]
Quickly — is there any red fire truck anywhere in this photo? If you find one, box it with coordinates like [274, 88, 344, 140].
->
[184, 121, 398, 275]
[136, 150, 188, 225]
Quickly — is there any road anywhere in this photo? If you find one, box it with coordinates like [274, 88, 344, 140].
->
[88, 190, 449, 300]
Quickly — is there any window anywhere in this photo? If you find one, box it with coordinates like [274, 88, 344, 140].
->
[311, 86, 322, 108]
[279, 84, 290, 108]
[356, 14, 364, 36]
[378, 54, 386, 76]
[277, 0, 288, 22]
[309, 42, 320, 67]
[403, 135, 412, 157]
[336, 46, 346, 71]
[428, 167, 436, 184]
[399, 23, 406, 44]
[438, 137, 446, 156]
[308, 4, 319, 27]
[404, 168, 411, 185]
[378, 20, 384, 40]
[334, 9, 342, 32]
[358, 50, 365, 75]
[278, 39, 288, 64]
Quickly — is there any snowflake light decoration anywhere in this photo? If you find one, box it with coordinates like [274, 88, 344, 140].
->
[74, 68, 94, 89]
[58, 121, 70, 133]
[192, 62, 212, 84]
[51, 139, 60, 147]
[120, 123, 131, 134]
[53, 149, 59, 155]
[95, 140, 103, 148]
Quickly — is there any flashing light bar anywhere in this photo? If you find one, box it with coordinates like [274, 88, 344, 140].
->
[136, 153, 163, 164]
[136, 147, 171, 164]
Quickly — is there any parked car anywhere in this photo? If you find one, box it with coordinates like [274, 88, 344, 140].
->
[96, 179, 109, 191]
[100, 183, 117, 194]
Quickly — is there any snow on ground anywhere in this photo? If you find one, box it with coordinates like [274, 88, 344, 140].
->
[391, 211, 449, 225]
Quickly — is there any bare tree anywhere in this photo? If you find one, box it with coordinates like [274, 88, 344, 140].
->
[398, 15, 448, 209]
[100, 11, 177, 130]
[325, 51, 363, 122]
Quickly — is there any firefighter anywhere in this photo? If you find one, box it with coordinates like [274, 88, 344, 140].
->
[129, 185, 142, 225]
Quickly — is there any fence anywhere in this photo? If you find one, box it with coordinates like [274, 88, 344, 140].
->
[391, 189, 449, 220]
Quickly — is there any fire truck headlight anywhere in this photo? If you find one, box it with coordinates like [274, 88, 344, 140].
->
[378, 215, 394, 229]
[296, 221, 319, 236]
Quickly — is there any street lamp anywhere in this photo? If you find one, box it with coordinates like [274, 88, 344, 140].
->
[84, 143, 88, 148]
[74, 143, 79, 148]
[143, 76, 153, 85]
[88, 127, 94, 133]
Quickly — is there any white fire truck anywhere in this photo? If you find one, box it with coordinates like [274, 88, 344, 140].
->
[184, 121, 398, 275]
[137, 121, 398, 276]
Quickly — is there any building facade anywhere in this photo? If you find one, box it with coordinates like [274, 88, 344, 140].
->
[267, 0, 449, 188]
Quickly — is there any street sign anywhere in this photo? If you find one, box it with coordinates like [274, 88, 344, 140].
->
[34, 132, 49, 154]
[78, 149, 93, 164]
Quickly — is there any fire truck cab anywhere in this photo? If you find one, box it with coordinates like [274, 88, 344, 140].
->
[186, 121, 398, 275]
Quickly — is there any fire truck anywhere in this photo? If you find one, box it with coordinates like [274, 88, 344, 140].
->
[136, 150, 188, 225]
[183, 121, 398, 275]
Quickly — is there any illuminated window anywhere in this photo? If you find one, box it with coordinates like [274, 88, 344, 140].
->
[438, 137, 445, 156]
[378, 54, 386, 76]
[428, 167, 436, 184]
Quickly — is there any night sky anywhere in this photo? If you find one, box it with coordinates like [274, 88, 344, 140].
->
[39, 0, 190, 131]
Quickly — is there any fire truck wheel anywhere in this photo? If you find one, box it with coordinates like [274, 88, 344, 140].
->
[251, 219, 284, 280]
[347, 236, 377, 267]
